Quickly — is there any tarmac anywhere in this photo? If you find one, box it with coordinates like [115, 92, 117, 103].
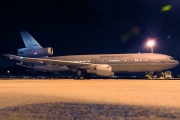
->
[1, 79, 180, 119]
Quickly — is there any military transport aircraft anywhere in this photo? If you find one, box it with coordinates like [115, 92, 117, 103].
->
[3, 32, 179, 79]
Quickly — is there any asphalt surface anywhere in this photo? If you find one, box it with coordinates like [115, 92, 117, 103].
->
[1, 79, 180, 119]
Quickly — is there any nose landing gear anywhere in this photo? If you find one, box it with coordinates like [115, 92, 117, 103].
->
[145, 72, 154, 79]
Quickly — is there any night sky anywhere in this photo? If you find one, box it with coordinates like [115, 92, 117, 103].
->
[0, 0, 180, 75]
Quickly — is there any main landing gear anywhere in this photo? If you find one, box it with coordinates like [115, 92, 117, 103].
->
[75, 69, 85, 80]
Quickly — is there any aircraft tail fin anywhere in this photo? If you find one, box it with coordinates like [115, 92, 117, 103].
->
[20, 31, 42, 49]
[18, 32, 53, 57]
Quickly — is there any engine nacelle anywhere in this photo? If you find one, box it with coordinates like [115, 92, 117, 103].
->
[17, 47, 53, 57]
[87, 65, 114, 76]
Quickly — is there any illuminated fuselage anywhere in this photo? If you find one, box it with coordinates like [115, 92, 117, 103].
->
[31, 53, 179, 72]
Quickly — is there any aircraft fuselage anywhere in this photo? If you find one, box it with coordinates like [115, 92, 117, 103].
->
[31, 53, 179, 73]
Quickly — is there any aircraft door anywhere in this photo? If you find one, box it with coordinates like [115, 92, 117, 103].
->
[129, 57, 134, 64]
[162, 58, 165, 64]
[92, 58, 96, 64]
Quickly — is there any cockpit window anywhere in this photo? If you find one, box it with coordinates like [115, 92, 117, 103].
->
[170, 57, 174, 60]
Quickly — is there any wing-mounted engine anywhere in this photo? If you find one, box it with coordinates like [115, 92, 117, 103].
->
[17, 47, 53, 57]
[87, 65, 114, 76]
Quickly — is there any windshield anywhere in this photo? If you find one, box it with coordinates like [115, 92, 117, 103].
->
[170, 57, 174, 60]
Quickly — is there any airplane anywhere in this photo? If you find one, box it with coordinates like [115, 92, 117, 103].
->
[3, 32, 179, 79]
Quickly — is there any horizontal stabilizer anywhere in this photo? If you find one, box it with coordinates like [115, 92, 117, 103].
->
[16, 63, 47, 72]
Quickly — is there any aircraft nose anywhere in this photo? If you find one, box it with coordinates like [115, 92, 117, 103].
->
[174, 60, 179, 66]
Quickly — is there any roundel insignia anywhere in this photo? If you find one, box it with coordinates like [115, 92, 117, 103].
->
[34, 51, 37, 54]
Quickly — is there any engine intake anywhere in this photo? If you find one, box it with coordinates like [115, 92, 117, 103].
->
[17, 47, 53, 57]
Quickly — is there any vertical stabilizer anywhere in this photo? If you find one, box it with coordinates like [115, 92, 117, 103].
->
[20, 31, 42, 48]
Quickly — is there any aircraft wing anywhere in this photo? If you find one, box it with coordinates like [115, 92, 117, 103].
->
[3, 54, 104, 69]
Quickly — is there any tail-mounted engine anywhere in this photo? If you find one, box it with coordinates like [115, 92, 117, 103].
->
[17, 47, 53, 57]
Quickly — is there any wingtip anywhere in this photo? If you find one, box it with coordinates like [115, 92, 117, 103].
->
[2, 54, 12, 57]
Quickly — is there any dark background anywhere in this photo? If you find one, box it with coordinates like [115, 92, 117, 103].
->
[0, 0, 180, 75]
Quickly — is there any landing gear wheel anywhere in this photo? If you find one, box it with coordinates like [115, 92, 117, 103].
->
[145, 72, 154, 79]
[77, 69, 82, 77]
[75, 69, 85, 80]
[80, 76, 84, 80]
